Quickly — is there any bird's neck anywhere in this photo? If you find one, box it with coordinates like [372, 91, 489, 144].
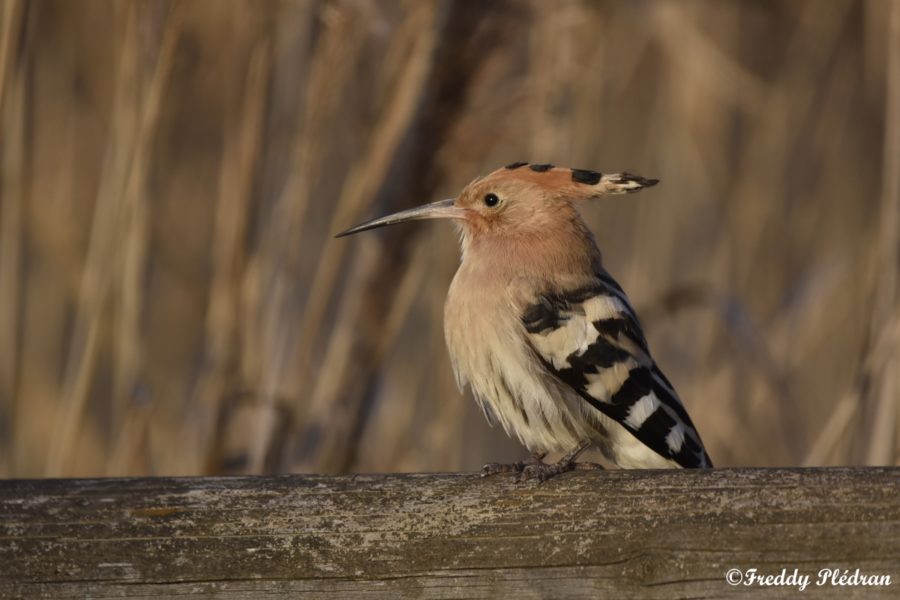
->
[457, 216, 602, 293]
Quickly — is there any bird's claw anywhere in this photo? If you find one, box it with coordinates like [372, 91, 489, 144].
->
[482, 447, 603, 483]
[515, 460, 571, 483]
[480, 462, 525, 477]
[481, 452, 547, 478]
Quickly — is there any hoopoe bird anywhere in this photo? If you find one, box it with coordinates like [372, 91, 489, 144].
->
[338, 162, 713, 481]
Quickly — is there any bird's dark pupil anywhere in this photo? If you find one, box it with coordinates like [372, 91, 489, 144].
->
[484, 193, 499, 207]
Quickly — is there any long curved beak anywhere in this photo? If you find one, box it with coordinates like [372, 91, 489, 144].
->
[335, 198, 464, 238]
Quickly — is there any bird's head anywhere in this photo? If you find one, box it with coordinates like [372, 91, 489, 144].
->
[335, 162, 658, 243]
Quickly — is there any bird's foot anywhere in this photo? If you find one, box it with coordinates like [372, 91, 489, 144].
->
[480, 452, 546, 477]
[514, 440, 598, 483]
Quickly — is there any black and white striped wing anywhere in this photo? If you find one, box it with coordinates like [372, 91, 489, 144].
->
[522, 271, 713, 468]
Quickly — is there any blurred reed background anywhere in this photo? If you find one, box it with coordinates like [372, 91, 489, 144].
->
[0, 0, 898, 478]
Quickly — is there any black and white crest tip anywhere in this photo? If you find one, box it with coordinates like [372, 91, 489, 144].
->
[612, 172, 659, 191]
[522, 270, 712, 469]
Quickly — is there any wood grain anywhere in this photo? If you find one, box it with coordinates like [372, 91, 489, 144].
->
[1, 468, 898, 598]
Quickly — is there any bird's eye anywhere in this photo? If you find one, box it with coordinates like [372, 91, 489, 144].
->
[483, 193, 500, 207]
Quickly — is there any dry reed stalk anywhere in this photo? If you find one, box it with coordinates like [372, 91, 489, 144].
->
[248, 1, 371, 472]
[286, 0, 440, 401]
[0, 0, 25, 476]
[110, 0, 166, 439]
[318, 222, 431, 472]
[229, 3, 318, 471]
[416, 324, 468, 471]
[105, 389, 152, 476]
[653, 3, 767, 114]
[46, 4, 181, 476]
[803, 392, 858, 466]
[190, 39, 269, 474]
[354, 231, 464, 472]
[43, 6, 140, 476]
[723, 0, 852, 287]
[527, 0, 577, 161]
[112, 1, 171, 447]
[862, 0, 900, 465]
[804, 312, 900, 465]
[289, 2, 445, 472]
[0, 0, 24, 113]
[710, 2, 853, 464]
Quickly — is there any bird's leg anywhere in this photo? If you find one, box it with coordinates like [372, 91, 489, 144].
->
[480, 451, 547, 477]
[517, 440, 601, 483]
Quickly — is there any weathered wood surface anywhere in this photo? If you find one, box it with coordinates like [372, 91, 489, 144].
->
[1, 468, 898, 599]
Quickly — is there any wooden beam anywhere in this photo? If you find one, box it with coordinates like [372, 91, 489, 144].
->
[1, 468, 898, 598]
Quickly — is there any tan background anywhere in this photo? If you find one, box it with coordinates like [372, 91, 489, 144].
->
[0, 0, 898, 477]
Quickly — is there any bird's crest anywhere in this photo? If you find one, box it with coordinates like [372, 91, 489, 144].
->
[487, 161, 659, 199]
